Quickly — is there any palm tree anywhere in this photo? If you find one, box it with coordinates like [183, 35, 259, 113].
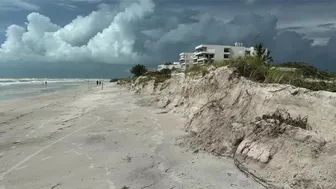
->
[254, 43, 273, 65]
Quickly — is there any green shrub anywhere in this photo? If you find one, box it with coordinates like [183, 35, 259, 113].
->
[121, 77, 137, 83]
[186, 64, 209, 76]
[227, 57, 268, 82]
[212, 60, 229, 68]
[278, 62, 336, 80]
[110, 78, 119, 82]
[291, 80, 336, 92]
[264, 68, 303, 84]
[138, 76, 153, 84]
[130, 64, 147, 77]
[225, 57, 336, 92]
[154, 74, 171, 83]
[160, 68, 172, 76]
[138, 71, 171, 87]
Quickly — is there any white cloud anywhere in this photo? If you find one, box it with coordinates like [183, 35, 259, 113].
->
[1, 25, 26, 54]
[55, 9, 117, 46]
[312, 38, 330, 46]
[0, 0, 155, 64]
[87, 0, 155, 61]
[0, 0, 336, 72]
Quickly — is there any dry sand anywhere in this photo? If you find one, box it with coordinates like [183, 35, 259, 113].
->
[0, 83, 263, 189]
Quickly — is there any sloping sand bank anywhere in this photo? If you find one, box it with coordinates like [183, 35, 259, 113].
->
[124, 66, 336, 189]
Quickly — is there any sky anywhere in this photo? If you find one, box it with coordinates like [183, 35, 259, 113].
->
[0, 0, 336, 78]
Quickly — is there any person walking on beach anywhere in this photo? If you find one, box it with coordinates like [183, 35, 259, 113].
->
[96, 81, 99, 86]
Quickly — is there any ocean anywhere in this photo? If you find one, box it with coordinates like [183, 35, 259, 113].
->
[0, 78, 90, 101]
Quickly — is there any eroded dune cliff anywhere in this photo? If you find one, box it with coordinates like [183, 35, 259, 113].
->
[122, 66, 336, 189]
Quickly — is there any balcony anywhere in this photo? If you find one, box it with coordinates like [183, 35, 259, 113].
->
[224, 48, 230, 54]
[197, 57, 214, 63]
[194, 49, 215, 56]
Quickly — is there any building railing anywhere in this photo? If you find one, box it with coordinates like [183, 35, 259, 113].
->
[194, 49, 215, 55]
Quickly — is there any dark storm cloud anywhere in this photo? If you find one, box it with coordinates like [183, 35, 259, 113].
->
[317, 23, 335, 29]
[1, 0, 336, 78]
[282, 26, 306, 30]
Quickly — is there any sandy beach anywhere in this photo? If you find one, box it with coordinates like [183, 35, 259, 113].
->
[0, 83, 263, 189]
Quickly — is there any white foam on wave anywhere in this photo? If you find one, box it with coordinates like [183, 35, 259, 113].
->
[0, 78, 88, 87]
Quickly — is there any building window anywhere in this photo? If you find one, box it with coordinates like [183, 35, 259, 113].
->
[245, 51, 250, 56]
[224, 48, 230, 52]
[224, 54, 229, 59]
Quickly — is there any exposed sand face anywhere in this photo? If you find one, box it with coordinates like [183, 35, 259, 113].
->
[126, 67, 336, 188]
[0, 83, 263, 189]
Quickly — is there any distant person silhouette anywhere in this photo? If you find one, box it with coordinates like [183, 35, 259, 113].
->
[96, 81, 99, 86]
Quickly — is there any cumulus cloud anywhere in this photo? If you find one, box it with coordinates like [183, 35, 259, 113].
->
[0, 0, 336, 72]
[1, 25, 26, 54]
[0, 0, 155, 64]
[55, 9, 117, 46]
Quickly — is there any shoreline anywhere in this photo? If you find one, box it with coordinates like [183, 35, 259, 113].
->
[0, 81, 93, 102]
[0, 81, 98, 102]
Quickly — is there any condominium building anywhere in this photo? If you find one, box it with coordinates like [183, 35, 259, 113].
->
[179, 52, 194, 69]
[157, 62, 182, 71]
[193, 42, 256, 63]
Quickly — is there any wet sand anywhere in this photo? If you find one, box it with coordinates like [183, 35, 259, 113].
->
[0, 83, 263, 189]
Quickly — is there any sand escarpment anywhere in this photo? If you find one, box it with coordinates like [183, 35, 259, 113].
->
[122, 66, 336, 189]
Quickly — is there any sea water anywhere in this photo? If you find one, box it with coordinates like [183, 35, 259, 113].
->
[0, 78, 89, 101]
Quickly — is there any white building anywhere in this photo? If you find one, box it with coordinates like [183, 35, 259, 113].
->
[179, 52, 194, 69]
[157, 62, 182, 71]
[193, 42, 256, 63]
